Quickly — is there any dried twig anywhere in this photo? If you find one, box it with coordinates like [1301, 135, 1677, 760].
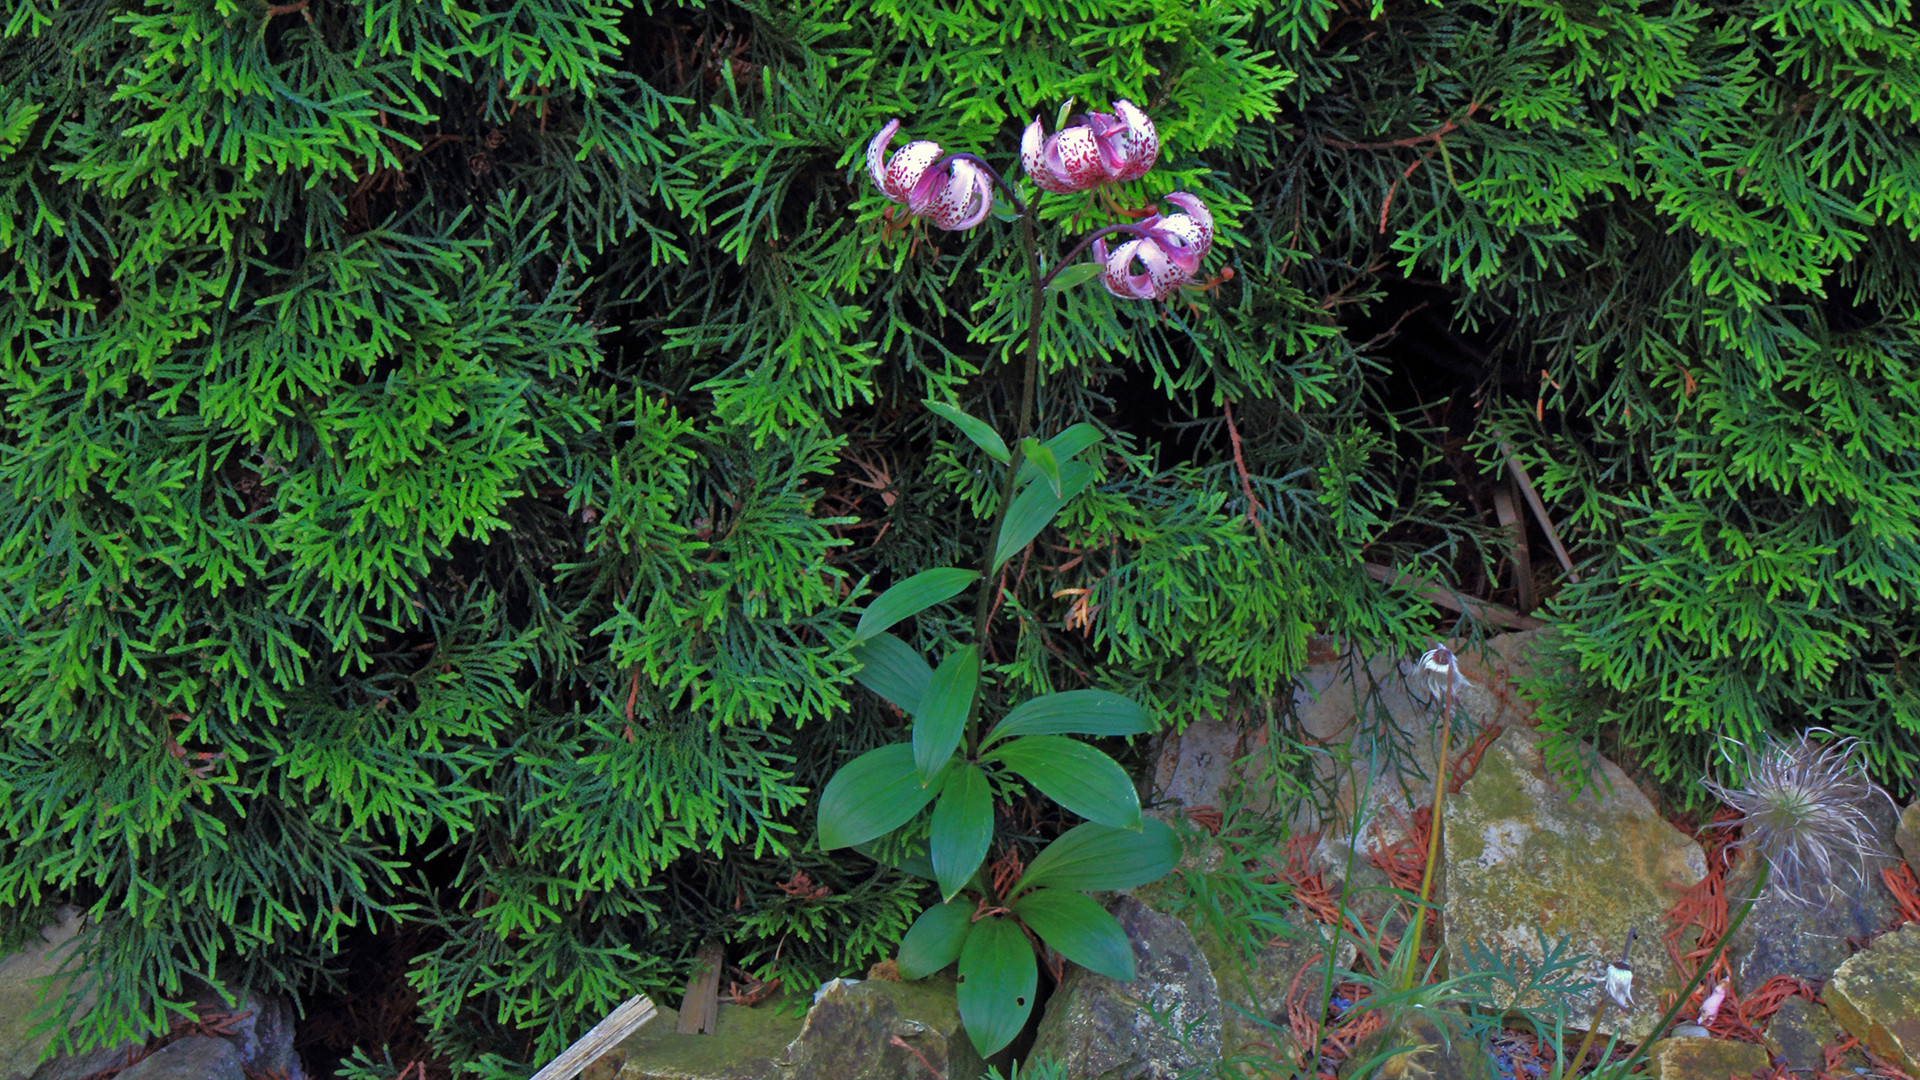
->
[526, 996, 658, 1080]
[1497, 441, 1579, 583]
[1362, 563, 1544, 631]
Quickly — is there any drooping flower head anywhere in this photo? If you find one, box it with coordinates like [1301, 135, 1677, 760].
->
[1701, 729, 1895, 907]
[866, 119, 993, 231]
[1091, 192, 1214, 301]
[1021, 100, 1159, 193]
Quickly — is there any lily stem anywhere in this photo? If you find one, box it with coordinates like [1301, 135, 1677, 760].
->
[965, 207, 1044, 753]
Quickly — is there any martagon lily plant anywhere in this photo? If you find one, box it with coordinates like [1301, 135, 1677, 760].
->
[817, 101, 1220, 1056]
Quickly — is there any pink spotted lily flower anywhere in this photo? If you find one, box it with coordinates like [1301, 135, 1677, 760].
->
[867, 119, 993, 231]
[1091, 192, 1214, 301]
[1021, 101, 1159, 193]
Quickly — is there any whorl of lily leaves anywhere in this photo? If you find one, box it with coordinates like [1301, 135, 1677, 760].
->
[1019, 100, 1159, 193]
[866, 119, 994, 231]
[1091, 192, 1214, 301]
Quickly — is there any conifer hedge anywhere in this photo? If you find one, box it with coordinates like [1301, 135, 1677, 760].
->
[2, 0, 1916, 1071]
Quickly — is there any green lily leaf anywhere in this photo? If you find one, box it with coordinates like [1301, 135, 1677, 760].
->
[897, 899, 975, 979]
[1045, 261, 1103, 293]
[957, 915, 1037, 1057]
[925, 400, 1010, 464]
[817, 743, 944, 850]
[1019, 437, 1063, 498]
[1013, 424, 1103, 488]
[981, 690, 1153, 749]
[1011, 887, 1134, 980]
[849, 633, 931, 715]
[930, 762, 994, 901]
[853, 568, 979, 643]
[914, 645, 978, 782]
[992, 461, 1094, 572]
[1008, 819, 1181, 898]
[981, 734, 1141, 829]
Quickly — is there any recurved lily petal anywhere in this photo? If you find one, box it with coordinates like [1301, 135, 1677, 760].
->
[867, 120, 945, 204]
[1100, 238, 1175, 300]
[1089, 100, 1158, 183]
[1022, 100, 1160, 193]
[908, 157, 993, 230]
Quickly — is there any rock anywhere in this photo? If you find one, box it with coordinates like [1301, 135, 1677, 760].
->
[1030, 896, 1221, 1080]
[608, 978, 982, 1080]
[1641, 1036, 1770, 1080]
[1824, 924, 1920, 1074]
[1724, 794, 1906, 987]
[1336, 1011, 1492, 1080]
[214, 992, 303, 1080]
[1145, 633, 1547, 867]
[1152, 718, 1250, 816]
[1295, 632, 1547, 869]
[1763, 995, 1837, 1073]
[1896, 802, 1920, 875]
[2, 909, 88, 1080]
[1441, 724, 1708, 1041]
[114, 1039, 243, 1080]
[1202, 910, 1353, 1072]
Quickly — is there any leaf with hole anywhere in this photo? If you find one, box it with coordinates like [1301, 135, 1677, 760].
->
[1009, 819, 1181, 897]
[849, 633, 931, 715]
[914, 645, 978, 781]
[982, 734, 1140, 828]
[924, 400, 1009, 464]
[853, 568, 978, 642]
[981, 690, 1152, 749]
[957, 915, 1037, 1057]
[992, 461, 1094, 572]
[817, 743, 944, 850]
[1011, 887, 1134, 980]
[897, 899, 975, 979]
[930, 763, 994, 902]
[1019, 438, 1062, 498]
[1045, 261, 1104, 293]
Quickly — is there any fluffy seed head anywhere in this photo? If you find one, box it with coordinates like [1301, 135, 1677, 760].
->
[1701, 729, 1893, 907]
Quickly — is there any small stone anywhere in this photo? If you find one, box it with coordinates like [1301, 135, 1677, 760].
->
[1896, 802, 1920, 875]
[1029, 896, 1221, 1080]
[1642, 1037, 1770, 1080]
[1824, 924, 1920, 1074]
[610, 977, 976, 1080]
[1763, 995, 1837, 1074]
[1336, 1011, 1493, 1080]
[114, 1039, 243, 1080]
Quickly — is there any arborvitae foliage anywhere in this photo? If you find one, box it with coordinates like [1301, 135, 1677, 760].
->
[2, 0, 1915, 1072]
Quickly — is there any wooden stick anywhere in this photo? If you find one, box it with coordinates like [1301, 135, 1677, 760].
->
[1498, 441, 1579, 584]
[1363, 563, 1545, 631]
[527, 995, 659, 1080]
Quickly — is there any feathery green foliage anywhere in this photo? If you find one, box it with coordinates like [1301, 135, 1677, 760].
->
[4, 0, 1916, 1071]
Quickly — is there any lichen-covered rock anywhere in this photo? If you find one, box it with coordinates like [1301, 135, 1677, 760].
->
[1442, 724, 1707, 1041]
[1725, 795, 1905, 988]
[1824, 924, 1920, 1074]
[1029, 896, 1221, 1080]
[1763, 995, 1838, 1073]
[608, 978, 980, 1080]
[1642, 1036, 1770, 1080]
[1896, 802, 1920, 876]
[114, 1039, 243, 1080]
[2, 909, 86, 1080]
[1335, 1011, 1493, 1080]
